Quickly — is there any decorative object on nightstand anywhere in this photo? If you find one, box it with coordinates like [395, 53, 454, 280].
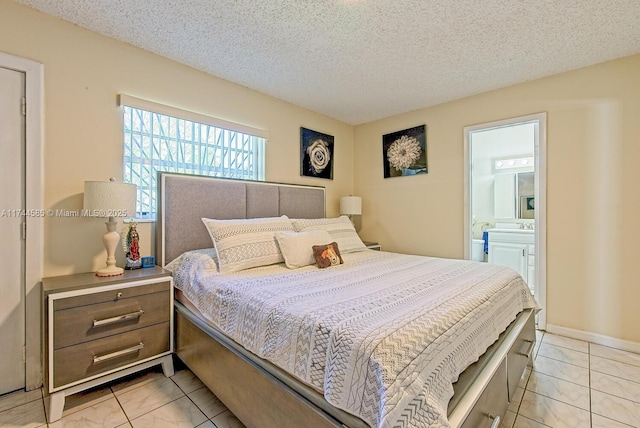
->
[42, 267, 174, 423]
[123, 221, 142, 270]
[84, 178, 136, 277]
[141, 255, 155, 268]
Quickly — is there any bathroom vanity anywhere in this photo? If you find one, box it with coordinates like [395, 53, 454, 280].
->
[487, 228, 535, 295]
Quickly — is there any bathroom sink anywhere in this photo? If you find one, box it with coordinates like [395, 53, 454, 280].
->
[487, 228, 534, 233]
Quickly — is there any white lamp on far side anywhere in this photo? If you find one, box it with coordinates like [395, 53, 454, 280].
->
[84, 178, 137, 277]
[340, 196, 362, 221]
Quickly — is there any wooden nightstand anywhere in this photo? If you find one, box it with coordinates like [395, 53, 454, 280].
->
[363, 241, 381, 251]
[42, 267, 174, 422]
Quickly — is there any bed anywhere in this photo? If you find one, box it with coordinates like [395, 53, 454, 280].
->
[155, 172, 538, 428]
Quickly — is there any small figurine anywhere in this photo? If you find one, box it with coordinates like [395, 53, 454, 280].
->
[123, 222, 142, 270]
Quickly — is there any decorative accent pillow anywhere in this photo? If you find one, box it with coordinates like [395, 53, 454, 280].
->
[292, 216, 367, 254]
[275, 230, 333, 269]
[312, 242, 344, 268]
[202, 216, 294, 273]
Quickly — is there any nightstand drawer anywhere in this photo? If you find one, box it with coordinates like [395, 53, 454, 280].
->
[53, 322, 170, 389]
[53, 290, 171, 349]
[53, 280, 170, 311]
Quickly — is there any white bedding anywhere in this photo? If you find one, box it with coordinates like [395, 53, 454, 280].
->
[170, 249, 539, 428]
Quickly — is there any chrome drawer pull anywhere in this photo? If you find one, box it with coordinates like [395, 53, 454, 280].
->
[489, 415, 501, 428]
[518, 339, 535, 357]
[93, 342, 144, 363]
[93, 310, 144, 327]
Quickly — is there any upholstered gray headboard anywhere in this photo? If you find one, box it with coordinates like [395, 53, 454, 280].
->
[156, 173, 326, 266]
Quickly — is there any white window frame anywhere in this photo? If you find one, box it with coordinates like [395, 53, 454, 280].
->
[119, 95, 266, 219]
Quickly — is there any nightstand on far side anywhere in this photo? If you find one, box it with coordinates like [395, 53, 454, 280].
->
[363, 241, 381, 250]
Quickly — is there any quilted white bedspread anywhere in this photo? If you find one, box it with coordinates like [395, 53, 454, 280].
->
[170, 249, 538, 428]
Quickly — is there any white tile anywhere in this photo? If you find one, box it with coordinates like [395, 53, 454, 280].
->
[536, 343, 589, 368]
[0, 388, 42, 413]
[195, 421, 216, 428]
[525, 371, 590, 410]
[0, 399, 47, 428]
[116, 423, 133, 428]
[116, 377, 184, 420]
[531, 355, 589, 387]
[49, 396, 128, 428]
[591, 413, 636, 428]
[518, 390, 590, 427]
[591, 370, 640, 404]
[211, 410, 246, 428]
[591, 355, 640, 384]
[591, 343, 640, 368]
[591, 389, 640, 427]
[188, 387, 227, 419]
[130, 396, 207, 428]
[171, 369, 205, 394]
[540, 334, 588, 353]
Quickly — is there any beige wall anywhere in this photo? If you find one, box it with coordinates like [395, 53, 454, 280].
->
[0, 1, 354, 277]
[3, 1, 639, 343]
[354, 54, 640, 342]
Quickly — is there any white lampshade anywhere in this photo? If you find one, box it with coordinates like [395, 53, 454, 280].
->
[84, 178, 136, 277]
[84, 178, 137, 220]
[340, 196, 362, 216]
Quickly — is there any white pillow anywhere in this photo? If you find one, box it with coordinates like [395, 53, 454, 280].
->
[275, 230, 333, 269]
[202, 216, 294, 273]
[291, 216, 367, 254]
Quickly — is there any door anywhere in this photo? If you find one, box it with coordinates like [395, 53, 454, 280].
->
[0, 66, 26, 394]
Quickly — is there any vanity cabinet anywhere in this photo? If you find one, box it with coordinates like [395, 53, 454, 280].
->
[488, 230, 535, 294]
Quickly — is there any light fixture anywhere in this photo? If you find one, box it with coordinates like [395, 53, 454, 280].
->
[340, 196, 362, 221]
[84, 178, 137, 277]
[494, 156, 534, 171]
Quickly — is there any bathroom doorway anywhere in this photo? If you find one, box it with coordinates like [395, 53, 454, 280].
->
[463, 113, 547, 329]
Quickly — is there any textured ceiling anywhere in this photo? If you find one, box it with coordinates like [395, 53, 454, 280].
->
[13, 0, 640, 124]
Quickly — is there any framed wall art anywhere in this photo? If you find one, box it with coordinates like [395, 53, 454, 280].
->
[520, 195, 535, 219]
[301, 127, 334, 179]
[382, 124, 427, 178]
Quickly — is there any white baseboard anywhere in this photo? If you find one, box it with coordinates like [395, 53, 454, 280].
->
[545, 324, 640, 354]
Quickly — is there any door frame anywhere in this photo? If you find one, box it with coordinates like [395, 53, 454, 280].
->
[463, 113, 547, 329]
[0, 51, 44, 390]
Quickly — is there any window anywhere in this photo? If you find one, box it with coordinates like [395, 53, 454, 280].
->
[120, 95, 266, 219]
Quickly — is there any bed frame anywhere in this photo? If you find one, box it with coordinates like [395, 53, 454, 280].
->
[156, 172, 536, 428]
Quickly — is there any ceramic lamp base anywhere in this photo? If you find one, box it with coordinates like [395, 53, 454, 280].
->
[96, 218, 124, 277]
[96, 265, 124, 277]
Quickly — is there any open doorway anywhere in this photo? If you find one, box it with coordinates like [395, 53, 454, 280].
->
[463, 113, 547, 329]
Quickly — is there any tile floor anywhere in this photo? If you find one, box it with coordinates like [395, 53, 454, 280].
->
[1, 331, 639, 427]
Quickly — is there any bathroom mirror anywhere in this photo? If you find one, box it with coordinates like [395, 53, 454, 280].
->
[494, 172, 534, 219]
[517, 172, 534, 219]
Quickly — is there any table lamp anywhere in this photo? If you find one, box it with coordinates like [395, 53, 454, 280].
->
[340, 196, 362, 222]
[84, 178, 137, 277]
